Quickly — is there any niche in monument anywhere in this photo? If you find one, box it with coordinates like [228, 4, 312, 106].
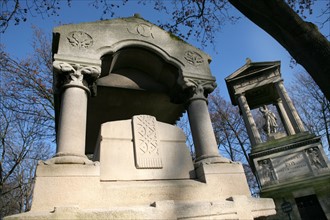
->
[252, 104, 287, 142]
[85, 47, 185, 156]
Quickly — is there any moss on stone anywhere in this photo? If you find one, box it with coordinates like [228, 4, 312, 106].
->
[251, 132, 315, 153]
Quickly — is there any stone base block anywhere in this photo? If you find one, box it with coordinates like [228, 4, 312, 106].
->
[5, 162, 276, 219]
[6, 197, 275, 220]
[196, 162, 251, 195]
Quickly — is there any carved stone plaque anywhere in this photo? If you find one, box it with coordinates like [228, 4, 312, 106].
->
[305, 147, 327, 169]
[257, 159, 276, 185]
[272, 152, 311, 180]
[132, 115, 162, 169]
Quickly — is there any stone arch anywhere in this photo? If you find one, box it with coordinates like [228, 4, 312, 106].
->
[96, 39, 185, 71]
[98, 46, 181, 94]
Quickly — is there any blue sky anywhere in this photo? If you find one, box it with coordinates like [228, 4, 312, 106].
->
[1, 1, 329, 100]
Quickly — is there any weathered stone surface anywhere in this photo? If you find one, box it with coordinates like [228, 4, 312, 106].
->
[94, 116, 195, 180]
[5, 162, 275, 220]
[252, 136, 330, 188]
[6, 196, 275, 220]
[53, 17, 214, 81]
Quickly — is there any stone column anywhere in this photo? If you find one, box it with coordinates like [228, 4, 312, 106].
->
[275, 80, 305, 133]
[49, 61, 101, 164]
[186, 84, 230, 164]
[237, 93, 261, 146]
[276, 98, 295, 135]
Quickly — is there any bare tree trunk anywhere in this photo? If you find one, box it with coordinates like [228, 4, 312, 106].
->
[229, 0, 330, 100]
[322, 101, 330, 150]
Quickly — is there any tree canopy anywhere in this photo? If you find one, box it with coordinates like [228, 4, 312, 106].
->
[1, 0, 329, 99]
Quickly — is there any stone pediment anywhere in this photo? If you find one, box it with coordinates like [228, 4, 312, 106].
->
[225, 59, 281, 107]
[226, 59, 280, 81]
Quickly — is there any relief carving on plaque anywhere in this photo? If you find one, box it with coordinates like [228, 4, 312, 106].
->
[305, 147, 326, 169]
[132, 115, 162, 169]
[258, 159, 276, 185]
[67, 31, 94, 49]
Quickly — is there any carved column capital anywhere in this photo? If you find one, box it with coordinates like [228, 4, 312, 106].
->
[180, 78, 217, 103]
[236, 92, 245, 98]
[53, 61, 101, 96]
[276, 98, 282, 104]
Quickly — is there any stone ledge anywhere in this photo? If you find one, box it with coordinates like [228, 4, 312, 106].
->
[36, 162, 100, 177]
[5, 197, 275, 220]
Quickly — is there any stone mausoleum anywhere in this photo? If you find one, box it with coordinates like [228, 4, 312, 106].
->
[5, 16, 276, 219]
[226, 59, 330, 220]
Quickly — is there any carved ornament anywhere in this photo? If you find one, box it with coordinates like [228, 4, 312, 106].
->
[67, 31, 93, 49]
[181, 78, 216, 92]
[53, 61, 101, 95]
[127, 23, 154, 38]
[305, 147, 326, 169]
[132, 115, 162, 169]
[184, 51, 204, 66]
[233, 70, 280, 91]
[257, 158, 276, 185]
[178, 78, 217, 102]
[179, 77, 217, 103]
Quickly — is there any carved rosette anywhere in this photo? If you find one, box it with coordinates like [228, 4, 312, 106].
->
[184, 51, 204, 66]
[67, 31, 93, 49]
[53, 61, 101, 96]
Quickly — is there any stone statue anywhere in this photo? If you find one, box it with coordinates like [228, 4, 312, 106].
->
[260, 105, 278, 134]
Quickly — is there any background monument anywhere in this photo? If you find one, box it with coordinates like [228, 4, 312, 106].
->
[5, 16, 276, 219]
[226, 59, 330, 220]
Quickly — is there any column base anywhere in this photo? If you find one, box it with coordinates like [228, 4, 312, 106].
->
[44, 153, 94, 165]
[194, 155, 232, 168]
